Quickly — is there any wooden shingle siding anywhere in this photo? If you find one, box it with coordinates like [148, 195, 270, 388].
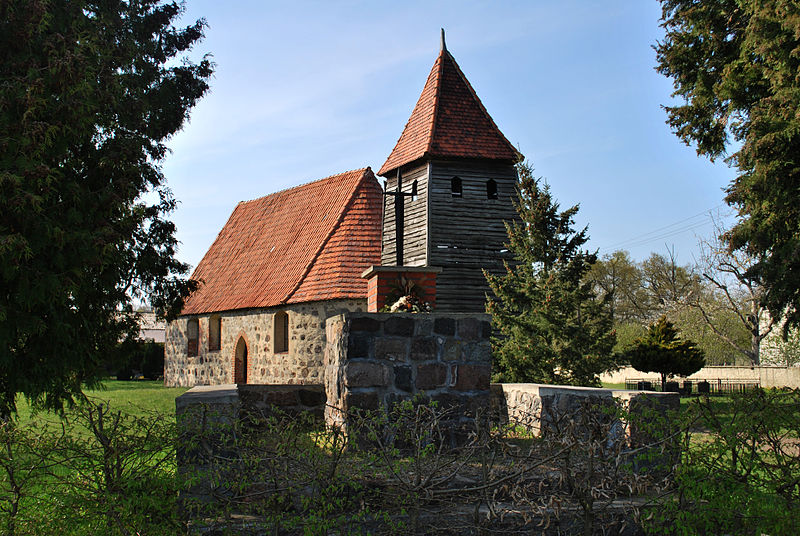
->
[381, 162, 429, 267]
[428, 160, 520, 312]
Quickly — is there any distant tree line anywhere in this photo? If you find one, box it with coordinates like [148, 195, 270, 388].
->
[587, 243, 786, 367]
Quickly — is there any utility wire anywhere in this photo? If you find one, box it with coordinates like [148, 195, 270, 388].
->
[600, 204, 734, 252]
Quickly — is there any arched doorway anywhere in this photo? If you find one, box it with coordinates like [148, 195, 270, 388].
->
[234, 336, 248, 384]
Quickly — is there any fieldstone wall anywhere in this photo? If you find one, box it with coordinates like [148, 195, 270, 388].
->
[324, 312, 492, 437]
[165, 299, 366, 386]
[493, 383, 679, 447]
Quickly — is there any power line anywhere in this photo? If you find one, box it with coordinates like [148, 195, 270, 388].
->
[600, 204, 734, 252]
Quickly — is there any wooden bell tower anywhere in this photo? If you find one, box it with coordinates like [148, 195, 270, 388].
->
[377, 31, 522, 313]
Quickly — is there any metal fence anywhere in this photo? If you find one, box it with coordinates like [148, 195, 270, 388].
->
[624, 378, 761, 396]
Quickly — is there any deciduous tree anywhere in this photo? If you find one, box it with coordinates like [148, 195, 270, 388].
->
[0, 1, 212, 414]
[588, 250, 650, 323]
[688, 222, 773, 365]
[486, 164, 617, 386]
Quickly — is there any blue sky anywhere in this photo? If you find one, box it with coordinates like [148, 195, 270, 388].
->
[162, 1, 736, 271]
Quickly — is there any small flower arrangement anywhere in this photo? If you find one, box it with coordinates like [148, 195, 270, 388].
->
[380, 275, 433, 313]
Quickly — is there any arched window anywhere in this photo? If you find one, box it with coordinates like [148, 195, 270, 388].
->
[187, 318, 199, 357]
[274, 311, 289, 353]
[208, 315, 221, 351]
[486, 179, 498, 199]
[450, 176, 462, 198]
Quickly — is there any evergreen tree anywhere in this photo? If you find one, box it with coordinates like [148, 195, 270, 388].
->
[624, 316, 705, 391]
[0, 1, 212, 414]
[656, 0, 800, 330]
[485, 164, 617, 386]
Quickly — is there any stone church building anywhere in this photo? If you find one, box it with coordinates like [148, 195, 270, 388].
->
[164, 36, 522, 387]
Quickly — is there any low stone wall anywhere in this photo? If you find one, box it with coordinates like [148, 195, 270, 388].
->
[600, 365, 800, 389]
[324, 312, 492, 440]
[176, 383, 327, 423]
[493, 383, 679, 447]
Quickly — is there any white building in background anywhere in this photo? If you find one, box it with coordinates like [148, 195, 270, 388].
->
[136, 310, 166, 344]
[760, 312, 800, 367]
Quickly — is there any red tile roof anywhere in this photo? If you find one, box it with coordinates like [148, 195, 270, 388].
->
[378, 46, 520, 177]
[181, 168, 382, 315]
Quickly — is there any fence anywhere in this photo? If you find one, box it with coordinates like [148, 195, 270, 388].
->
[624, 378, 761, 396]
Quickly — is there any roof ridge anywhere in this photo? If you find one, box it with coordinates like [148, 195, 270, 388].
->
[280, 168, 373, 304]
[236, 167, 370, 206]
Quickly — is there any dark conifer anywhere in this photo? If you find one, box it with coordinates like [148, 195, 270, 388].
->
[0, 1, 212, 414]
[486, 163, 617, 386]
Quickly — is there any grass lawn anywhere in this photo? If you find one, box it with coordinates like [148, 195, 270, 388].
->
[15, 380, 189, 423]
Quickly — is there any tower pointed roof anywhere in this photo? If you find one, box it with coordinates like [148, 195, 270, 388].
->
[378, 33, 521, 177]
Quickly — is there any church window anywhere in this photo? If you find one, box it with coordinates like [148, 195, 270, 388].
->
[451, 176, 462, 197]
[187, 318, 199, 357]
[274, 311, 289, 353]
[486, 179, 498, 199]
[208, 315, 221, 351]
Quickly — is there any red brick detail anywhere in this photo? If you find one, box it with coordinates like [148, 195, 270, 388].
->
[378, 48, 520, 177]
[363, 268, 439, 312]
[182, 168, 382, 315]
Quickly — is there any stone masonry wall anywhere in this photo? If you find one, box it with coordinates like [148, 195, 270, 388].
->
[324, 312, 492, 433]
[493, 383, 679, 448]
[165, 299, 366, 387]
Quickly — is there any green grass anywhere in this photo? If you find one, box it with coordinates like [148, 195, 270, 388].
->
[15, 380, 189, 424]
[4, 381, 190, 535]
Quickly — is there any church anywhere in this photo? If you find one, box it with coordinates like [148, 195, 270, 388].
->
[164, 34, 522, 387]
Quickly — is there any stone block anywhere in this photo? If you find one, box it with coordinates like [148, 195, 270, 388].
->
[344, 362, 387, 388]
[374, 337, 408, 361]
[350, 316, 380, 333]
[264, 389, 299, 407]
[481, 320, 492, 339]
[410, 336, 437, 361]
[394, 365, 413, 392]
[433, 317, 456, 336]
[416, 363, 447, 390]
[348, 333, 372, 359]
[454, 364, 490, 391]
[298, 388, 325, 407]
[384, 316, 415, 336]
[344, 390, 379, 412]
[462, 341, 492, 364]
[457, 318, 481, 341]
[429, 391, 463, 412]
[415, 318, 433, 336]
[442, 339, 463, 361]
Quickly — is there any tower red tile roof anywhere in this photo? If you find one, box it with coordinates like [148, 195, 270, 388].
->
[181, 168, 382, 315]
[378, 43, 520, 177]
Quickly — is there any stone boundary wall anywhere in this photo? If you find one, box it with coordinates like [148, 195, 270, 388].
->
[600, 365, 800, 389]
[493, 383, 679, 446]
[324, 312, 492, 437]
[175, 384, 326, 424]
